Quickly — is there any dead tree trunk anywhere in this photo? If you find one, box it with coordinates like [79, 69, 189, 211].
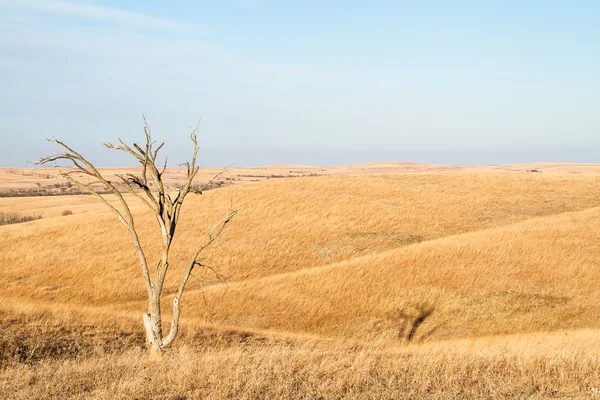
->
[144, 291, 163, 355]
[39, 118, 239, 357]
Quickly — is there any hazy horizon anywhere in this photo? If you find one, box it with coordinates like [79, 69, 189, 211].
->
[4, 143, 600, 169]
[1, 1, 599, 168]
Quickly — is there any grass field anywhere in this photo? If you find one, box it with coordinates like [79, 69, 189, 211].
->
[2, 168, 600, 398]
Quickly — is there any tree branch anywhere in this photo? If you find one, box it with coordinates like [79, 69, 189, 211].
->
[39, 138, 154, 297]
[162, 209, 240, 347]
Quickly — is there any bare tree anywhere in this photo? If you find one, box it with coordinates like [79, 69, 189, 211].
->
[38, 119, 239, 357]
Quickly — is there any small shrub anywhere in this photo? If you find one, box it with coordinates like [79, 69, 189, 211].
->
[0, 212, 42, 226]
[191, 181, 228, 192]
[61, 210, 73, 216]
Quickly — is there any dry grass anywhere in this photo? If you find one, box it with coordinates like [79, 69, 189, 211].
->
[2, 172, 600, 398]
[200, 206, 600, 341]
[2, 310, 600, 399]
[0, 211, 42, 226]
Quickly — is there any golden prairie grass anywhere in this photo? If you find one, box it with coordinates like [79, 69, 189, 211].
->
[3, 308, 600, 399]
[2, 174, 600, 309]
[0, 211, 42, 225]
[199, 206, 600, 342]
[2, 172, 600, 398]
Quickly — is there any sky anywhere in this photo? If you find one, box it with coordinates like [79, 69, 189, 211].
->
[1, 0, 599, 167]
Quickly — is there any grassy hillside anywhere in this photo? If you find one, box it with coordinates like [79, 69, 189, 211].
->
[201, 207, 600, 341]
[2, 172, 600, 398]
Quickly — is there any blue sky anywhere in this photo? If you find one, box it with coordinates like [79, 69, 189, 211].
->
[1, 0, 599, 167]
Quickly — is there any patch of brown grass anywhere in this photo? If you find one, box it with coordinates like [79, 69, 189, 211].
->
[0, 211, 41, 225]
[0, 310, 143, 369]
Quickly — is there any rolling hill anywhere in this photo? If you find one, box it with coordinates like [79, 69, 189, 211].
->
[2, 170, 600, 398]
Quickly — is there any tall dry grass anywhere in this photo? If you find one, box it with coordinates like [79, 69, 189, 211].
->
[2, 173, 600, 305]
[2, 172, 600, 398]
[3, 310, 600, 399]
[196, 206, 600, 342]
[0, 211, 42, 225]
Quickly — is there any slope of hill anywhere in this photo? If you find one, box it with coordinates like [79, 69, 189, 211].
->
[3, 173, 600, 305]
[2, 171, 600, 398]
[199, 206, 600, 342]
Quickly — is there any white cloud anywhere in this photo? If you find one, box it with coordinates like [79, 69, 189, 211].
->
[0, 0, 208, 33]
[0, 0, 424, 160]
[0, 3, 411, 97]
